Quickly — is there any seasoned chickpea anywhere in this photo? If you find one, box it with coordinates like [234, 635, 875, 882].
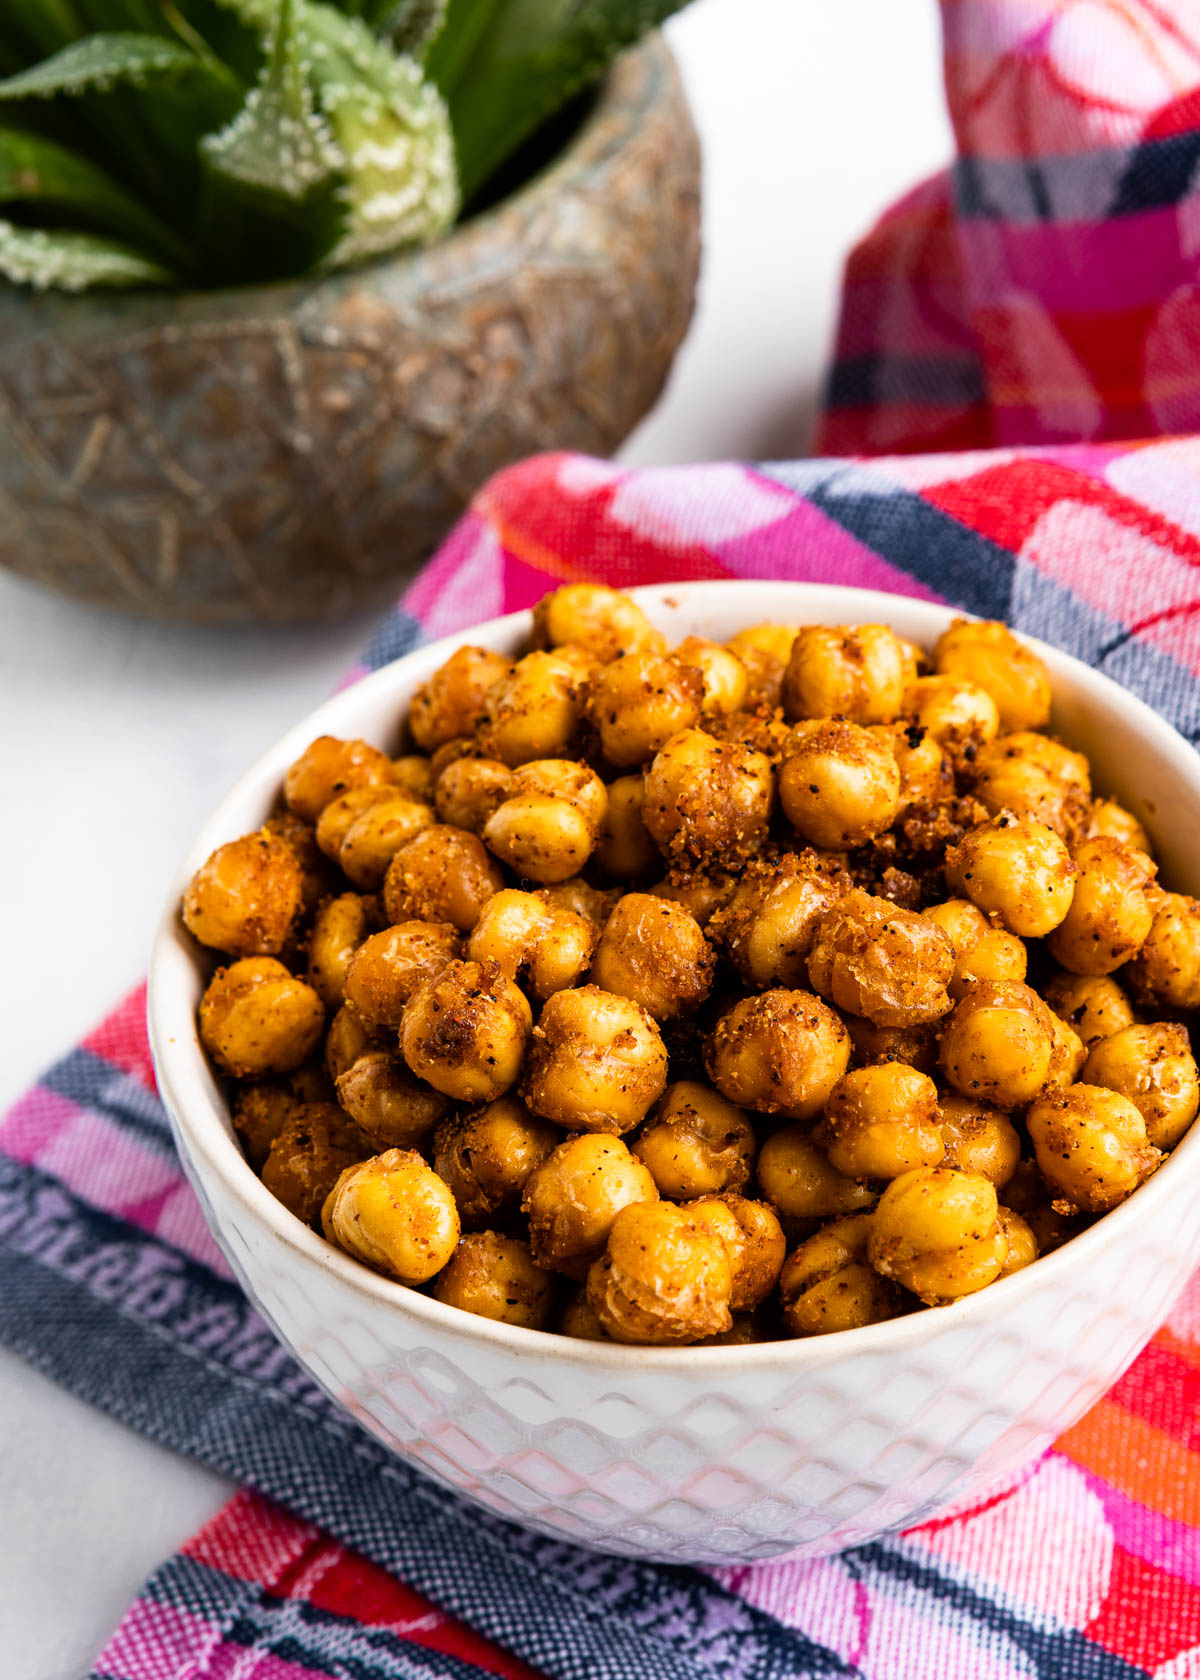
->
[876, 722, 949, 813]
[559, 1289, 610, 1340]
[780, 1213, 901, 1335]
[945, 815, 1075, 938]
[997, 1207, 1039, 1277]
[903, 674, 1000, 745]
[531, 583, 662, 663]
[322, 1148, 460, 1283]
[710, 851, 847, 990]
[1083, 1023, 1200, 1150]
[199, 958, 325, 1078]
[183, 830, 303, 957]
[936, 1093, 1021, 1188]
[409, 646, 514, 753]
[284, 735, 395, 823]
[467, 888, 595, 999]
[1046, 837, 1156, 975]
[594, 775, 658, 880]
[808, 889, 954, 1028]
[705, 989, 850, 1120]
[589, 650, 703, 768]
[921, 898, 1027, 1001]
[632, 1081, 756, 1199]
[779, 719, 901, 849]
[756, 1127, 876, 1220]
[324, 1001, 384, 1080]
[648, 871, 738, 928]
[971, 732, 1090, 834]
[337, 792, 435, 890]
[1004, 1159, 1080, 1255]
[588, 893, 714, 1021]
[315, 784, 395, 862]
[232, 1066, 332, 1169]
[933, 619, 1052, 733]
[1027, 1084, 1161, 1212]
[382, 825, 503, 932]
[261, 1103, 366, 1226]
[335, 1051, 448, 1152]
[392, 755, 435, 803]
[262, 810, 331, 916]
[643, 728, 774, 865]
[938, 980, 1057, 1109]
[1088, 798, 1153, 855]
[782, 623, 907, 724]
[675, 635, 750, 716]
[510, 759, 608, 828]
[587, 1202, 733, 1344]
[1126, 893, 1200, 1011]
[725, 623, 796, 708]
[868, 1167, 1007, 1304]
[1046, 1010, 1087, 1090]
[523, 985, 668, 1134]
[481, 650, 589, 766]
[1043, 971, 1136, 1050]
[433, 756, 513, 833]
[343, 921, 461, 1030]
[432, 1096, 560, 1227]
[536, 877, 621, 927]
[845, 1016, 939, 1075]
[433, 1232, 556, 1329]
[818, 1063, 944, 1181]
[307, 893, 376, 1009]
[523, 1133, 658, 1275]
[693, 1193, 786, 1310]
[484, 795, 594, 883]
[400, 958, 531, 1102]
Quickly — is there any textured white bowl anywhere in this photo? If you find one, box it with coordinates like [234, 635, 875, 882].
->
[148, 581, 1200, 1565]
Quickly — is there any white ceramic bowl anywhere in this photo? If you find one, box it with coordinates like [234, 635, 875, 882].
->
[149, 581, 1200, 1566]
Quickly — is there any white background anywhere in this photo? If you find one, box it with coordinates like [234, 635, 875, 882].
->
[0, 3, 952, 1672]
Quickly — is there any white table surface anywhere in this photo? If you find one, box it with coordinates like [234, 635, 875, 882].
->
[0, 4, 952, 1673]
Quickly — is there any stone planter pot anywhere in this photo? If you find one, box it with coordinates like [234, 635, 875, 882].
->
[0, 38, 699, 624]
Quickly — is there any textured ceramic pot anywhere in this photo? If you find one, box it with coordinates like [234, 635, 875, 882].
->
[0, 39, 698, 625]
[148, 583, 1200, 1565]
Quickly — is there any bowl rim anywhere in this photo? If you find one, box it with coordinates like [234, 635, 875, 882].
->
[148, 578, 1200, 1373]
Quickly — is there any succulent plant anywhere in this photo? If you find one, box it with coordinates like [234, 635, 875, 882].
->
[0, 0, 690, 292]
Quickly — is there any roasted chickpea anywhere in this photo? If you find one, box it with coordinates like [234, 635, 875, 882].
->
[594, 775, 658, 880]
[632, 1081, 756, 1199]
[807, 889, 954, 1028]
[523, 1133, 658, 1275]
[322, 1148, 460, 1283]
[648, 871, 738, 928]
[643, 728, 774, 866]
[433, 756, 513, 833]
[1027, 1084, 1161, 1212]
[1043, 971, 1136, 1050]
[1046, 1009, 1088, 1091]
[409, 646, 514, 753]
[481, 650, 589, 766]
[232, 1066, 333, 1169]
[400, 959, 531, 1103]
[675, 635, 750, 716]
[324, 1001, 384, 1081]
[433, 1232, 556, 1329]
[845, 1016, 939, 1074]
[559, 1289, 610, 1340]
[523, 985, 668, 1134]
[1003, 1159, 1080, 1254]
[934, 619, 1052, 733]
[725, 623, 795, 708]
[199, 958, 325, 1078]
[392, 755, 435, 803]
[944, 816, 1075, 939]
[1046, 838, 1156, 975]
[343, 921, 460, 1030]
[779, 719, 901, 849]
[307, 893, 376, 1009]
[262, 810, 332, 916]
[782, 623, 907, 724]
[903, 674, 1000, 745]
[818, 1063, 944, 1181]
[535, 877, 622, 927]
[588, 650, 703, 768]
[705, 989, 850, 1120]
[920, 898, 1027, 1001]
[997, 1207, 1039, 1277]
[531, 583, 662, 663]
[588, 893, 714, 1021]
[868, 1167, 1007, 1304]
[709, 851, 847, 990]
[936, 1093, 1021, 1187]
[1083, 1023, 1200, 1150]
[938, 979, 1057, 1109]
[756, 1126, 876, 1221]
[337, 792, 436, 891]
[315, 784, 395, 862]
[587, 1202, 733, 1344]
[685, 1194, 785, 1311]
[1088, 798, 1153, 856]
[467, 888, 595, 999]
[780, 1213, 901, 1335]
[971, 732, 1090, 835]
[877, 722, 949, 813]
[335, 1051, 448, 1152]
[183, 830, 303, 957]
[1126, 893, 1200, 1011]
[432, 1096, 560, 1227]
[261, 1103, 366, 1226]
[284, 735, 396, 824]
[382, 825, 503, 932]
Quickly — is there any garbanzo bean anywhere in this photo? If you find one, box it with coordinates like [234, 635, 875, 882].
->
[284, 735, 396, 823]
[262, 810, 331, 916]
[779, 719, 901, 849]
[409, 646, 514, 753]
[845, 1016, 939, 1075]
[334, 1051, 448, 1152]
[306, 892, 376, 1009]
[337, 791, 435, 890]
[315, 784, 394, 862]
[643, 728, 774, 865]
[343, 920, 461, 1030]
[876, 721, 949, 813]
[588, 893, 714, 1021]
[523, 985, 668, 1133]
[705, 989, 850, 1119]
[686, 1193, 785, 1310]
[382, 825, 503, 932]
[481, 762, 606, 884]
[183, 830, 304, 957]
[675, 635, 750, 716]
[324, 1001, 384, 1081]
[807, 889, 954, 1028]
[936, 1093, 1021, 1187]
[199, 958, 325, 1078]
[594, 775, 658, 880]
[392, 755, 436, 803]
[1083, 1023, 1200, 1151]
[589, 650, 703, 768]
[322, 1148, 460, 1283]
[536, 877, 622, 927]
[780, 1213, 901, 1335]
[1124, 892, 1200, 1011]
[1027, 1084, 1161, 1212]
[938, 979, 1057, 1109]
[262, 1103, 366, 1226]
[921, 899, 1028, 1001]
[559, 1289, 610, 1340]
[868, 1167, 1008, 1304]
[433, 756, 513, 833]
[818, 1063, 944, 1181]
[933, 619, 1052, 733]
[648, 871, 738, 928]
[903, 674, 1000, 746]
[756, 1126, 876, 1221]
[971, 732, 1091, 836]
[1003, 1159, 1080, 1255]
[1046, 1008, 1087, 1090]
[531, 583, 662, 663]
[433, 1232, 556, 1329]
[480, 650, 590, 766]
[632, 1081, 756, 1199]
[725, 623, 795, 708]
[232, 1064, 333, 1169]
[945, 816, 1075, 938]
[400, 959, 532, 1103]
[467, 888, 596, 999]
[523, 1133, 658, 1275]
[432, 1096, 560, 1227]
[587, 1202, 734, 1344]
[1088, 798, 1153, 856]
[997, 1207, 1039, 1277]
[1046, 837, 1156, 975]
[709, 851, 847, 990]
[1043, 971, 1136, 1050]
[782, 623, 908, 724]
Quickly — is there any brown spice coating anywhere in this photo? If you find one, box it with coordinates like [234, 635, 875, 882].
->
[306, 892, 377, 1010]
[261, 1103, 367, 1226]
[588, 893, 715, 1021]
[933, 620, 1052, 734]
[1126, 893, 1200, 1011]
[432, 1096, 560, 1228]
[588, 650, 704, 768]
[1082, 1023, 1200, 1151]
[400, 958, 532, 1103]
[817, 1062, 944, 1182]
[468, 888, 597, 1000]
[782, 623, 908, 724]
[434, 756, 514, 833]
[382, 825, 503, 932]
[183, 830, 304, 958]
[705, 988, 851, 1120]
[334, 1050, 449, 1152]
[643, 727, 774, 866]
[807, 889, 954, 1028]
[779, 718, 901, 850]
[685, 1193, 786, 1311]
[709, 851, 848, 990]
[1043, 972, 1136, 1050]
[938, 979, 1058, 1109]
[868, 1166, 1008, 1305]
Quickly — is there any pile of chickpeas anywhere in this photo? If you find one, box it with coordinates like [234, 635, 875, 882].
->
[184, 587, 1200, 1346]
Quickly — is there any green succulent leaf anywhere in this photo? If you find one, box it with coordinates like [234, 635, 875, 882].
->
[0, 219, 174, 288]
[0, 125, 191, 260]
[0, 32, 205, 99]
[372, 0, 448, 58]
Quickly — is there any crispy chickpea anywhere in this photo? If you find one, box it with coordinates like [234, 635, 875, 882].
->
[1043, 971, 1136, 1050]
[756, 1127, 876, 1221]
[808, 889, 954, 1028]
[845, 1016, 939, 1075]
[337, 792, 436, 891]
[232, 1066, 333, 1169]
[1046, 1008, 1088, 1091]
[876, 722, 949, 813]
[936, 1093, 1021, 1188]
[409, 646, 514, 753]
[938, 980, 1057, 1109]
[686, 1193, 785, 1311]
[1088, 798, 1153, 856]
[780, 1213, 901, 1335]
[632, 1081, 756, 1199]
[587, 1202, 733, 1345]
[284, 735, 396, 824]
[307, 893, 376, 1009]
[523, 985, 668, 1134]
[433, 1232, 556, 1329]
[643, 728, 774, 866]
[921, 899, 1027, 1001]
[335, 1051, 448, 1152]
[779, 719, 901, 849]
[1027, 1084, 1161, 1212]
[903, 674, 1000, 745]
[1083, 1023, 1200, 1151]
[432, 1096, 560, 1227]
[594, 775, 657, 880]
[399, 958, 530, 1103]
[523, 1133, 658, 1275]
[705, 989, 850, 1120]
[945, 815, 1075, 938]
[343, 921, 461, 1030]
[559, 1289, 610, 1340]
[997, 1207, 1039, 1277]
[467, 888, 595, 999]
[589, 650, 703, 769]
[648, 871, 738, 928]
[818, 1063, 944, 1181]
[261, 1103, 366, 1226]
[725, 623, 795, 708]
[483, 795, 595, 884]
[481, 650, 589, 766]
[588, 893, 714, 1021]
[382, 825, 503, 932]
[971, 733, 1090, 835]
[1046, 838, 1156, 975]
[324, 1002, 384, 1080]
[782, 623, 907, 724]
[433, 756, 513, 833]
[262, 810, 332, 916]
[675, 635, 750, 716]
[531, 583, 662, 663]
[536, 877, 621, 927]
[1126, 893, 1200, 1011]
[322, 1148, 460, 1283]
[934, 619, 1052, 733]
[868, 1167, 1007, 1304]
[315, 784, 395, 861]
[199, 958, 325, 1078]
[1003, 1159, 1080, 1254]
[183, 830, 303, 957]
[709, 851, 847, 990]
[392, 755, 435, 803]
